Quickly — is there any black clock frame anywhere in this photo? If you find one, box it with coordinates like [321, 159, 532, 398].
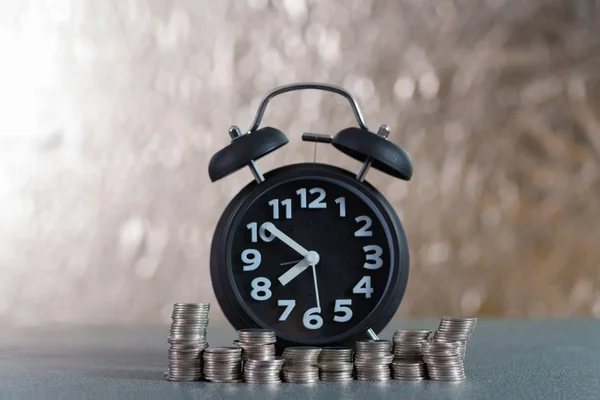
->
[210, 162, 409, 349]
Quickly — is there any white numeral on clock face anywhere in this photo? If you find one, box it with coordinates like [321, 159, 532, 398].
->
[247, 222, 276, 243]
[277, 299, 296, 321]
[241, 249, 261, 271]
[251, 277, 272, 301]
[268, 198, 292, 220]
[363, 245, 383, 270]
[303, 307, 323, 329]
[354, 216, 373, 237]
[296, 188, 327, 209]
[353, 276, 374, 298]
[335, 197, 346, 217]
[333, 299, 353, 322]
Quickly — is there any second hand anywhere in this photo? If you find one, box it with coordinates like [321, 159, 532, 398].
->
[311, 264, 321, 310]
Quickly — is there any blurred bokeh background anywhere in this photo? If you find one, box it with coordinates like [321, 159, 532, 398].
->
[1, 0, 599, 327]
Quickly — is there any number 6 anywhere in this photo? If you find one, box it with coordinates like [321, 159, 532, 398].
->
[303, 307, 323, 330]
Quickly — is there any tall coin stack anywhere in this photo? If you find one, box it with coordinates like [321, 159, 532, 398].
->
[282, 347, 321, 383]
[203, 347, 243, 382]
[354, 340, 393, 381]
[235, 329, 277, 360]
[390, 329, 431, 380]
[318, 347, 354, 381]
[165, 303, 210, 382]
[433, 317, 477, 359]
[421, 341, 465, 381]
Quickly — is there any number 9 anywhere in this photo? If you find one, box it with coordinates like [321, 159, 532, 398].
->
[242, 249, 261, 271]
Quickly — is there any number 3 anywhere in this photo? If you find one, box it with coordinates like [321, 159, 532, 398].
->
[363, 245, 383, 270]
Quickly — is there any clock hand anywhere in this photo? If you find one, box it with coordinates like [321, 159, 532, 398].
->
[280, 259, 303, 266]
[262, 222, 309, 257]
[278, 258, 310, 286]
[311, 264, 321, 310]
[278, 251, 320, 286]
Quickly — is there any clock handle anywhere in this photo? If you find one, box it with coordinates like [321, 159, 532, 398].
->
[245, 82, 370, 134]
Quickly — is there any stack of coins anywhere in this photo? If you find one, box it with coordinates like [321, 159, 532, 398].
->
[318, 347, 354, 363]
[282, 365, 320, 383]
[391, 361, 428, 381]
[203, 347, 243, 382]
[318, 347, 354, 381]
[243, 357, 285, 384]
[354, 340, 393, 381]
[235, 329, 277, 360]
[421, 341, 465, 381]
[433, 317, 477, 359]
[318, 362, 354, 381]
[392, 330, 431, 362]
[282, 347, 321, 383]
[165, 303, 210, 381]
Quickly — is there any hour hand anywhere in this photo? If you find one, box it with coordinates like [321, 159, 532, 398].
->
[278, 258, 311, 286]
[278, 251, 320, 286]
[262, 222, 309, 257]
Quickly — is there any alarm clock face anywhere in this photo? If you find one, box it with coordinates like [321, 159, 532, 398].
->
[211, 163, 408, 346]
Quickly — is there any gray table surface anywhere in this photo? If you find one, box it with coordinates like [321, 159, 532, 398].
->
[1, 318, 598, 399]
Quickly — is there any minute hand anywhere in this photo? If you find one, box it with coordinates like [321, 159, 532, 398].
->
[262, 222, 309, 257]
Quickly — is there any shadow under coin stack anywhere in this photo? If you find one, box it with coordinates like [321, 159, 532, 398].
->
[391, 330, 431, 381]
[165, 303, 210, 382]
[318, 347, 354, 381]
[433, 317, 477, 359]
[203, 347, 243, 382]
[354, 340, 393, 381]
[282, 347, 321, 383]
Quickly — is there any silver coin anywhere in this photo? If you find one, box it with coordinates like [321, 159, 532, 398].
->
[237, 329, 277, 344]
[283, 347, 322, 366]
[243, 357, 284, 383]
[236, 329, 278, 362]
[318, 347, 354, 363]
[391, 361, 427, 380]
[318, 362, 354, 372]
[355, 340, 392, 352]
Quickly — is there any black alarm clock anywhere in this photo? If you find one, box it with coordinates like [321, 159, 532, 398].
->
[208, 83, 413, 349]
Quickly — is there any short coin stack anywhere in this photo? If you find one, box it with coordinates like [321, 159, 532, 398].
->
[433, 317, 477, 359]
[282, 347, 321, 383]
[165, 303, 210, 381]
[421, 341, 465, 381]
[354, 340, 393, 381]
[235, 329, 277, 360]
[243, 357, 285, 384]
[203, 347, 243, 382]
[318, 347, 354, 381]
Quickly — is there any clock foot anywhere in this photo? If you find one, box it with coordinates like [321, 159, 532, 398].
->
[367, 328, 379, 341]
